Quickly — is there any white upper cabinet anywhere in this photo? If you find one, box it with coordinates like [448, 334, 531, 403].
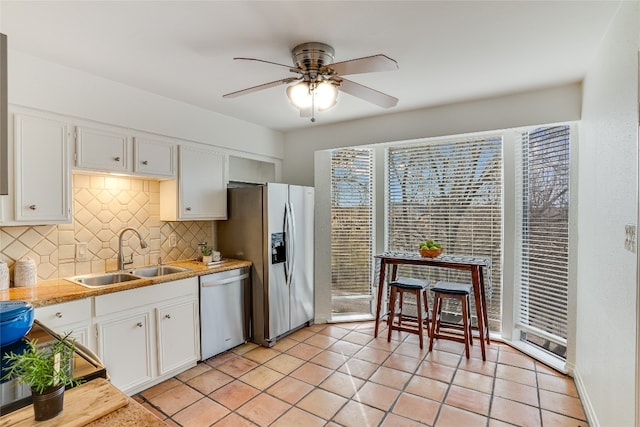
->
[160, 145, 228, 221]
[75, 125, 177, 179]
[133, 137, 176, 178]
[13, 113, 71, 223]
[75, 125, 131, 173]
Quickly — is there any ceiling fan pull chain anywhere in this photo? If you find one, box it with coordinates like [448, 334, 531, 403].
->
[311, 86, 316, 123]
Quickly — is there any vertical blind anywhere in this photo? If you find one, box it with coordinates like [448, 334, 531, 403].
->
[386, 137, 503, 330]
[516, 126, 570, 356]
[330, 148, 375, 315]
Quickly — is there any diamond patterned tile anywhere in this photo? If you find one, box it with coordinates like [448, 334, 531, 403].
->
[0, 176, 211, 281]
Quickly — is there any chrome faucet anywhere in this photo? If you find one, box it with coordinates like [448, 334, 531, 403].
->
[118, 227, 148, 270]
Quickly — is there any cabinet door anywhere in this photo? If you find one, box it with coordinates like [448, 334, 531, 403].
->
[97, 311, 153, 393]
[75, 126, 130, 173]
[156, 299, 199, 375]
[134, 137, 176, 178]
[178, 145, 227, 220]
[14, 114, 71, 223]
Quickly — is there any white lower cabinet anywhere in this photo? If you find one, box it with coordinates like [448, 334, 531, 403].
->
[94, 277, 199, 395]
[157, 299, 199, 375]
[97, 311, 153, 393]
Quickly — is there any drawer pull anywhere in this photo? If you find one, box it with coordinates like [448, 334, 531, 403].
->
[142, 160, 148, 165]
[185, 207, 192, 211]
[29, 205, 37, 210]
[55, 312, 62, 318]
[114, 156, 121, 162]
[136, 322, 143, 328]
[164, 314, 171, 319]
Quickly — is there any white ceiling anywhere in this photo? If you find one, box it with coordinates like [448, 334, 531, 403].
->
[0, 1, 620, 132]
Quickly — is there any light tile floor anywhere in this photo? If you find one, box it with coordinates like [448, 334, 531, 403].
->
[134, 321, 588, 426]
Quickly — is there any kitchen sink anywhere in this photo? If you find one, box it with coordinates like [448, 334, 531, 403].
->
[69, 272, 142, 288]
[69, 265, 192, 288]
[127, 265, 191, 277]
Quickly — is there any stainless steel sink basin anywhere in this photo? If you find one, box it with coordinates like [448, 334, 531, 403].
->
[68, 265, 191, 288]
[69, 272, 142, 288]
[127, 265, 191, 277]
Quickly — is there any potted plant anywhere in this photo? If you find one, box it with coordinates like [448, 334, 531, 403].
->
[200, 245, 213, 264]
[2, 334, 82, 421]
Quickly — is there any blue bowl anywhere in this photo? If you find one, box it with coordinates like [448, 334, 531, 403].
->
[0, 301, 34, 347]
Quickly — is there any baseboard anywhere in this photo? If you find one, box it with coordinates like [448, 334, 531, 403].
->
[573, 365, 599, 427]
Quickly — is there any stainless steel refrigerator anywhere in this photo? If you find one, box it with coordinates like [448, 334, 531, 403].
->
[216, 183, 314, 347]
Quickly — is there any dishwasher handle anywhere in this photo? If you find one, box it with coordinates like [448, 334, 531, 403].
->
[200, 273, 249, 287]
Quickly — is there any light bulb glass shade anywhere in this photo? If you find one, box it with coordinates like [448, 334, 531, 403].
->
[287, 82, 312, 109]
[287, 81, 338, 111]
[315, 82, 338, 110]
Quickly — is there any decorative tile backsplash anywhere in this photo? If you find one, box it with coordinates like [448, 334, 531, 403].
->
[0, 174, 213, 283]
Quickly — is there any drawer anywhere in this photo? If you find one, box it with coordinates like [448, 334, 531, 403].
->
[35, 298, 92, 329]
[95, 277, 198, 317]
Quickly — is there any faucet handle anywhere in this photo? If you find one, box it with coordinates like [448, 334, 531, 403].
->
[123, 254, 134, 267]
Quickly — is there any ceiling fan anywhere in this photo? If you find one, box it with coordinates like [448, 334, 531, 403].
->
[223, 42, 399, 122]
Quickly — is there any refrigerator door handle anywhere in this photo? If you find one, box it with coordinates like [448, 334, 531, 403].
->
[288, 201, 297, 285]
[284, 201, 295, 286]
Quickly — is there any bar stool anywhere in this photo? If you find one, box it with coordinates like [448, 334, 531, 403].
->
[387, 277, 431, 348]
[429, 281, 474, 358]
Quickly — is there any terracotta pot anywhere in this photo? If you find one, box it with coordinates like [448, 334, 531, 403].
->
[32, 384, 64, 421]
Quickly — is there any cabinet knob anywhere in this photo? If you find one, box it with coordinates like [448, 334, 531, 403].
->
[114, 156, 121, 162]
[142, 160, 148, 165]
[136, 322, 143, 328]
[185, 207, 192, 211]
[29, 205, 37, 210]
[55, 312, 62, 318]
[164, 314, 171, 319]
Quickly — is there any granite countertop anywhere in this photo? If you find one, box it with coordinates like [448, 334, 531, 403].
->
[0, 259, 251, 307]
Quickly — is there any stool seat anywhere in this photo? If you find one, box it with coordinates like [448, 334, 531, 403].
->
[429, 281, 474, 358]
[387, 278, 431, 348]
[390, 277, 430, 290]
[431, 281, 473, 295]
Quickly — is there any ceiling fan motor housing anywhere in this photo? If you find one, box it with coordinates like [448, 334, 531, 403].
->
[291, 42, 335, 76]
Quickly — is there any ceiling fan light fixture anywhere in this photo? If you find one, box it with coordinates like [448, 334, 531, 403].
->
[287, 81, 338, 112]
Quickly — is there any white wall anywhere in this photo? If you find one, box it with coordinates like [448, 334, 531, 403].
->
[7, 50, 285, 160]
[576, 2, 639, 426]
[283, 83, 582, 186]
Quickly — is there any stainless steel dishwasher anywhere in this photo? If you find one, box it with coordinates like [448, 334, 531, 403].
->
[199, 267, 250, 360]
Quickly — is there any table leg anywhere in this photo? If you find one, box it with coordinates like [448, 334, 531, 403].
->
[479, 266, 491, 345]
[471, 267, 487, 361]
[374, 261, 387, 338]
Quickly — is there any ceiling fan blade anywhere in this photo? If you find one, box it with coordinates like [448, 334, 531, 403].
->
[233, 57, 302, 74]
[223, 77, 300, 98]
[327, 54, 398, 76]
[337, 78, 398, 108]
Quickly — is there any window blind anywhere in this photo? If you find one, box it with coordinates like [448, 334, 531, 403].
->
[516, 126, 570, 356]
[386, 137, 503, 330]
[330, 148, 375, 315]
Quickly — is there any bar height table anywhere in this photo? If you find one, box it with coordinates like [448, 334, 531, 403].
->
[373, 252, 492, 361]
